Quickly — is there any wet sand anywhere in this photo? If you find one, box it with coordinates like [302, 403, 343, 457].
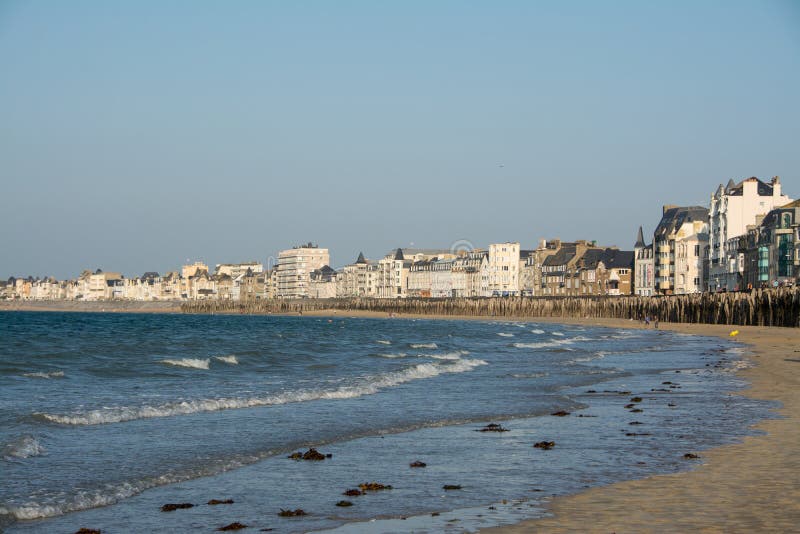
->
[305, 310, 800, 532]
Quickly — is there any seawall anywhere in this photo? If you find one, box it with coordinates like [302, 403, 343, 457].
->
[181, 288, 800, 327]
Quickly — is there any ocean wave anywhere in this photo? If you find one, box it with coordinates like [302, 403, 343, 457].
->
[159, 358, 210, 370]
[2, 435, 45, 460]
[508, 372, 547, 379]
[565, 352, 607, 364]
[22, 371, 64, 379]
[497, 332, 514, 337]
[410, 343, 437, 349]
[551, 332, 565, 337]
[530, 329, 545, 334]
[376, 340, 392, 345]
[35, 359, 488, 426]
[214, 355, 238, 365]
[513, 338, 575, 350]
[427, 350, 469, 360]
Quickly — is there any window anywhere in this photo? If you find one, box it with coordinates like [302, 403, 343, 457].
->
[694, 277, 700, 286]
[694, 245, 700, 257]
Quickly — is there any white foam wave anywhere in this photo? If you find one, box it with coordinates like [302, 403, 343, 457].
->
[160, 358, 210, 370]
[552, 332, 565, 337]
[513, 338, 575, 350]
[376, 352, 409, 359]
[214, 355, 238, 365]
[565, 352, 606, 364]
[427, 350, 469, 360]
[410, 343, 438, 349]
[531, 329, 545, 334]
[22, 371, 64, 379]
[376, 340, 392, 345]
[497, 332, 514, 337]
[3, 435, 45, 460]
[36, 359, 488, 426]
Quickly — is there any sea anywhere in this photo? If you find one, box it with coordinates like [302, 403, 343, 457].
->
[0, 311, 772, 533]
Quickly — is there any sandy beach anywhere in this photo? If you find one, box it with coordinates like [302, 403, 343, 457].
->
[301, 310, 800, 532]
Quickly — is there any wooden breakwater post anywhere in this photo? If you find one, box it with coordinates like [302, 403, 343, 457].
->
[180, 287, 800, 328]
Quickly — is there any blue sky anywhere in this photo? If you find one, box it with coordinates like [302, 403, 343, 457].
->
[1, 0, 799, 278]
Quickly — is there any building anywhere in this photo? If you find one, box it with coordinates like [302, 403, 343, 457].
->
[452, 251, 488, 297]
[275, 243, 330, 298]
[741, 199, 800, 288]
[540, 240, 601, 296]
[215, 262, 263, 278]
[486, 242, 520, 296]
[708, 177, 791, 292]
[654, 205, 709, 294]
[376, 248, 412, 298]
[182, 262, 208, 279]
[576, 248, 634, 296]
[308, 265, 337, 299]
[336, 253, 378, 297]
[633, 226, 655, 296]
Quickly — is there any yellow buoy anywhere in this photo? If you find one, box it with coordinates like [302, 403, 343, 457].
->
[729, 330, 739, 337]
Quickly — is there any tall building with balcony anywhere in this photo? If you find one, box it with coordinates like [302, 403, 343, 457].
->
[708, 176, 790, 291]
[486, 242, 520, 296]
[654, 205, 709, 294]
[275, 243, 330, 298]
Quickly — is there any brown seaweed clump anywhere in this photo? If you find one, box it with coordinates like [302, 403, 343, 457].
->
[288, 448, 327, 461]
[359, 482, 393, 491]
[278, 509, 307, 517]
[442, 484, 462, 490]
[161, 503, 194, 512]
[477, 423, 509, 432]
[409, 461, 427, 468]
[217, 522, 248, 531]
[208, 499, 234, 505]
[533, 441, 555, 450]
[683, 453, 700, 460]
[75, 529, 101, 534]
[550, 410, 570, 417]
[343, 489, 363, 496]
[336, 500, 354, 507]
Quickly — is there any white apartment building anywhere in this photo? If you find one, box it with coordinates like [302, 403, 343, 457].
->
[275, 243, 330, 298]
[376, 249, 411, 298]
[215, 262, 264, 278]
[654, 206, 709, 295]
[708, 176, 790, 291]
[486, 242, 520, 296]
[634, 226, 655, 296]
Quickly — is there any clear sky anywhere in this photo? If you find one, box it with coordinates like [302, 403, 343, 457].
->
[1, 0, 799, 279]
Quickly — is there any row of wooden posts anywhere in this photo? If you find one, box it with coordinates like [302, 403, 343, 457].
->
[181, 287, 800, 327]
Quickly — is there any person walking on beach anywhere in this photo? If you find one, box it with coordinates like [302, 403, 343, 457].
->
[645, 315, 650, 327]
[654, 316, 659, 329]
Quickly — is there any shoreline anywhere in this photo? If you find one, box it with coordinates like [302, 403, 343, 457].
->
[3, 305, 798, 530]
[272, 310, 800, 532]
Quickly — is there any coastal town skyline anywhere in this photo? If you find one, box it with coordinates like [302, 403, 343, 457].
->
[2, 2, 799, 279]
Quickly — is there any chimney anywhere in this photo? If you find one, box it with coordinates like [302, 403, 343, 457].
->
[772, 176, 781, 197]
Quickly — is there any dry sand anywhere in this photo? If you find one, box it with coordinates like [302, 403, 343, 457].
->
[305, 310, 800, 532]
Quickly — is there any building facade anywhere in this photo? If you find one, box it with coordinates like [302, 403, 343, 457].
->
[708, 176, 790, 291]
[654, 205, 709, 295]
[275, 244, 330, 298]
